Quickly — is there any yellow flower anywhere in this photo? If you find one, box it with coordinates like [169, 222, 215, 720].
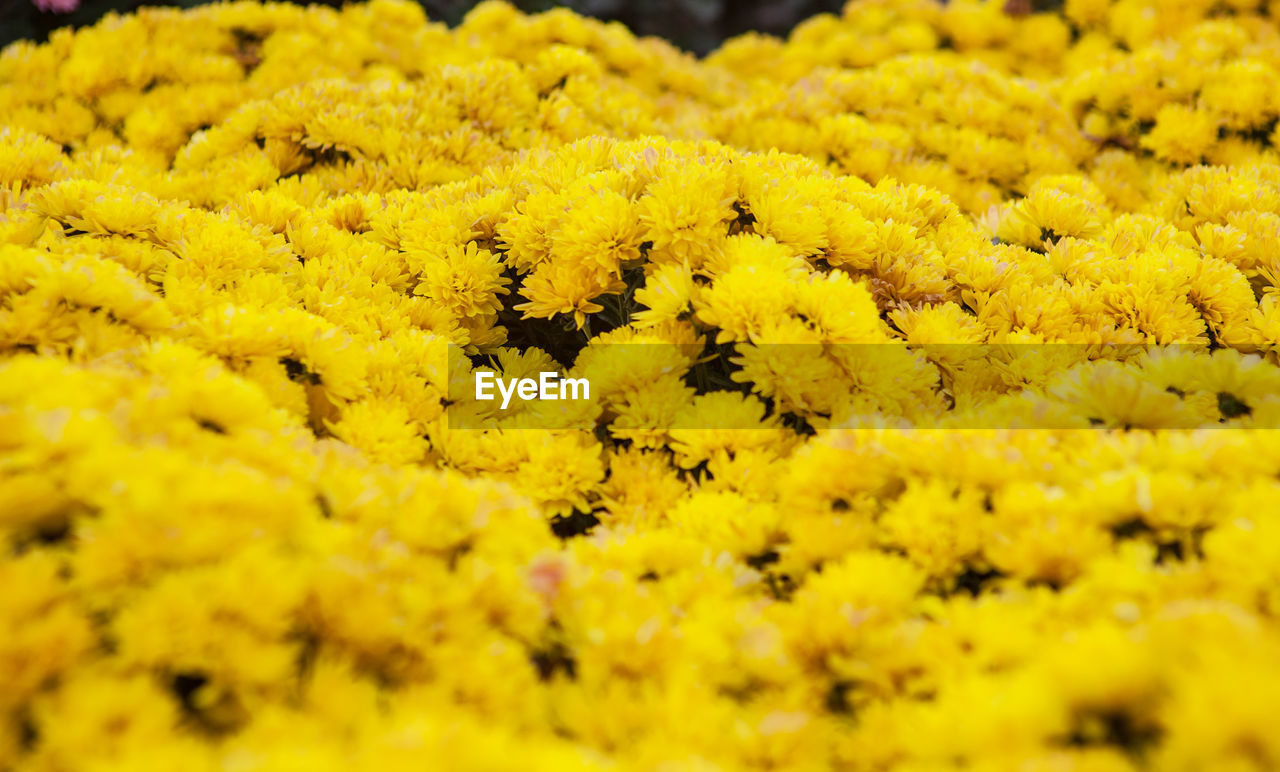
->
[549, 188, 645, 275]
[0, 126, 65, 187]
[637, 160, 736, 268]
[1140, 104, 1220, 165]
[9, 1, 1280, 768]
[513, 257, 623, 328]
[413, 241, 511, 318]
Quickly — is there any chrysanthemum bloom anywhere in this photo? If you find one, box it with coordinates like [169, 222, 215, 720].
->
[6, 1, 1280, 770]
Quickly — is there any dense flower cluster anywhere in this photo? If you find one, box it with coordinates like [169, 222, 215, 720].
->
[4, 0, 1280, 769]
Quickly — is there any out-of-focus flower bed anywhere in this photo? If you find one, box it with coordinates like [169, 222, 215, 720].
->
[3, 0, 1280, 769]
[3, 0, 845, 55]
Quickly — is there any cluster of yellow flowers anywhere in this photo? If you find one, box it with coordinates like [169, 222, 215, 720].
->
[4, 0, 1280, 769]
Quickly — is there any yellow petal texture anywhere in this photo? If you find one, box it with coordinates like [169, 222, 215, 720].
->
[5, 0, 1280, 769]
